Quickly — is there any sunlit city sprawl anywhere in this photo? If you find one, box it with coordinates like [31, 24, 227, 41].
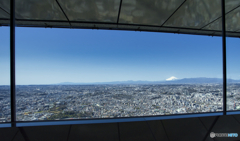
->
[2, 79, 240, 122]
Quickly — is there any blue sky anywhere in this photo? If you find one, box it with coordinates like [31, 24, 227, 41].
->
[0, 26, 239, 85]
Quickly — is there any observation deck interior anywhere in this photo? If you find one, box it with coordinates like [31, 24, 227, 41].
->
[1, 0, 240, 141]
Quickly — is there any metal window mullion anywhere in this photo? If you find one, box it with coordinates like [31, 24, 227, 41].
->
[222, 0, 227, 115]
[10, 0, 16, 127]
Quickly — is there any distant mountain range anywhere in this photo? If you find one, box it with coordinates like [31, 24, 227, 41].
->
[57, 77, 240, 85]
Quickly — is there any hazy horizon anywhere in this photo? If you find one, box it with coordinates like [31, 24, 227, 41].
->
[1, 77, 236, 86]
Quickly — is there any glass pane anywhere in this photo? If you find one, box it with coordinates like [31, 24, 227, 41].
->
[15, 0, 67, 21]
[226, 0, 240, 111]
[58, 0, 121, 22]
[16, 28, 222, 121]
[227, 37, 240, 111]
[0, 26, 10, 123]
[119, 0, 185, 26]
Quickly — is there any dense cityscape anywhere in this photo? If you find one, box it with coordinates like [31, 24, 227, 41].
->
[0, 83, 240, 122]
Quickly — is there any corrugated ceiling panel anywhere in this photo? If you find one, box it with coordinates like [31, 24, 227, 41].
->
[1, 0, 240, 37]
[204, 7, 240, 32]
[0, 0, 10, 24]
[224, 6, 240, 32]
[0, 8, 9, 19]
[164, 0, 222, 28]
[119, 0, 185, 26]
[0, 0, 9, 13]
[58, 0, 121, 22]
[15, 0, 67, 21]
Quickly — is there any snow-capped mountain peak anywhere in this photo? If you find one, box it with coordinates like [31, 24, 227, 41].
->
[166, 76, 178, 81]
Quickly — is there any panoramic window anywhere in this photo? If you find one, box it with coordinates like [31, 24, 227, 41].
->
[225, 3, 240, 111]
[0, 26, 10, 122]
[227, 37, 240, 111]
[15, 27, 223, 121]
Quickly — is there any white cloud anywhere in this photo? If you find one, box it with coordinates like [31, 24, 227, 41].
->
[166, 76, 178, 81]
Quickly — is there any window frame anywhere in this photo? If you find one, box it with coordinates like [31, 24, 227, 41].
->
[2, 0, 239, 128]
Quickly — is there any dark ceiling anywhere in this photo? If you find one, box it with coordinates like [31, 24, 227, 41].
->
[1, 0, 240, 37]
